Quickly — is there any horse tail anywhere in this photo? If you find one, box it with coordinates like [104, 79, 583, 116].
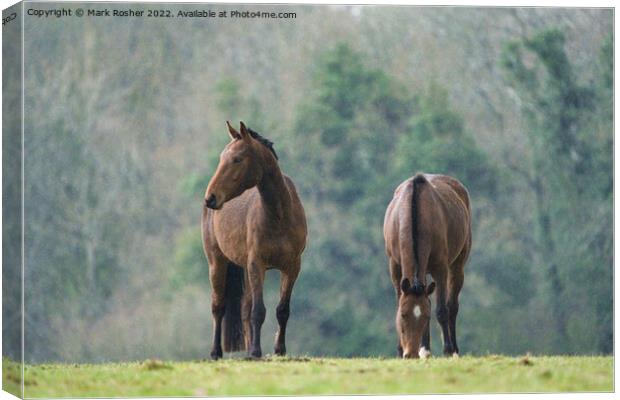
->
[410, 173, 427, 296]
[222, 262, 245, 352]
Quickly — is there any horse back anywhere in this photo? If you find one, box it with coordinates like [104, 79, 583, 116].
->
[282, 174, 308, 237]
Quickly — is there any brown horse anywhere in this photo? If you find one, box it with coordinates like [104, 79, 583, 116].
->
[383, 173, 471, 359]
[202, 121, 307, 359]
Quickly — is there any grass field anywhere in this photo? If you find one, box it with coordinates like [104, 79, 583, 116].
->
[3, 355, 613, 397]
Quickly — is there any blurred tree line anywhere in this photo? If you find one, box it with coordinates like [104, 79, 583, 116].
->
[7, 6, 612, 362]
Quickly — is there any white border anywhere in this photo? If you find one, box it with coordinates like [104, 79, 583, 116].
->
[0, 1, 616, 400]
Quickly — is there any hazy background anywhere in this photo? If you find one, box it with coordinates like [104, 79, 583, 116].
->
[4, 4, 612, 362]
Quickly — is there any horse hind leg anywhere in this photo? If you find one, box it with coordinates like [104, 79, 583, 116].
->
[241, 275, 252, 352]
[274, 262, 300, 356]
[222, 262, 246, 353]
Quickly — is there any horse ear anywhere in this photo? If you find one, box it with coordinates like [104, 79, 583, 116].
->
[239, 121, 250, 140]
[227, 121, 241, 140]
[426, 281, 436, 296]
[401, 278, 411, 294]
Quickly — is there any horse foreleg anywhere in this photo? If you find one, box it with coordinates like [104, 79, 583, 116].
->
[247, 260, 266, 359]
[420, 322, 431, 358]
[274, 262, 300, 356]
[209, 260, 229, 360]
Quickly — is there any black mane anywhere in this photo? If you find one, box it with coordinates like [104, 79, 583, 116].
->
[248, 128, 278, 160]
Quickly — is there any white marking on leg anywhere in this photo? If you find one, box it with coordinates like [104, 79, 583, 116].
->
[419, 347, 431, 359]
[452, 352, 459, 358]
[413, 305, 421, 319]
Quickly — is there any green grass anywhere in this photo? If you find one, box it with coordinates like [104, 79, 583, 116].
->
[2, 357, 22, 398]
[3, 355, 613, 397]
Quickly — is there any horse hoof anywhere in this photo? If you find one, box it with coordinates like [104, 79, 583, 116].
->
[452, 352, 460, 359]
[274, 346, 286, 356]
[250, 349, 262, 359]
[210, 350, 222, 360]
[418, 347, 431, 359]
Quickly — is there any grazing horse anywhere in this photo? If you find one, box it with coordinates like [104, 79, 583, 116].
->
[202, 121, 307, 359]
[383, 173, 471, 359]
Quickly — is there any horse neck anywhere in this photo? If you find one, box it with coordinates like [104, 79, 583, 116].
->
[256, 154, 291, 220]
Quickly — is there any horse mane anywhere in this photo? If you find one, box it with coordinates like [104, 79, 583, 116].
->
[248, 128, 278, 160]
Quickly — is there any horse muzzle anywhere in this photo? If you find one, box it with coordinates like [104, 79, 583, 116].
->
[205, 194, 220, 209]
[402, 351, 420, 359]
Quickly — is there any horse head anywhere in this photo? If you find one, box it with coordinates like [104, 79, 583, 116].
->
[397, 278, 436, 359]
[205, 121, 265, 210]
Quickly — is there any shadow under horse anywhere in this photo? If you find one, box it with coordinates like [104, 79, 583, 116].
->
[202, 121, 307, 359]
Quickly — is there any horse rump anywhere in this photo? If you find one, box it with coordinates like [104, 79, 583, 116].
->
[222, 262, 245, 352]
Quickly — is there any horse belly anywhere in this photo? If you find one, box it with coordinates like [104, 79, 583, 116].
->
[252, 231, 300, 269]
[215, 229, 248, 267]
